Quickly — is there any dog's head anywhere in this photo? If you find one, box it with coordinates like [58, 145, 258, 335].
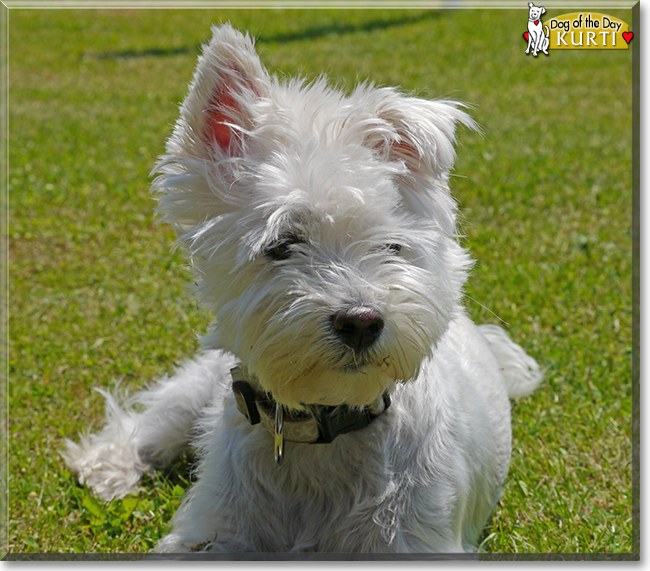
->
[528, 3, 546, 21]
[153, 24, 475, 409]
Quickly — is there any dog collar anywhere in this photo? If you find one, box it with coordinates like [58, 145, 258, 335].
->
[231, 366, 391, 464]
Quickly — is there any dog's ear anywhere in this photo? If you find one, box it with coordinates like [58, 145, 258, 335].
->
[170, 24, 270, 159]
[540, 6, 546, 15]
[366, 91, 477, 226]
[152, 25, 271, 234]
[528, 2, 534, 8]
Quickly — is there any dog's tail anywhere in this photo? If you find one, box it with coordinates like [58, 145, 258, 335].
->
[544, 25, 550, 38]
[478, 324, 543, 399]
[62, 386, 148, 501]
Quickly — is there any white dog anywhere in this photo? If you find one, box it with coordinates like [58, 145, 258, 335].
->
[526, 2, 550, 57]
[65, 24, 542, 554]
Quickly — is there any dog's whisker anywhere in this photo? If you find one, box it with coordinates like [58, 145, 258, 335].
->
[464, 295, 510, 328]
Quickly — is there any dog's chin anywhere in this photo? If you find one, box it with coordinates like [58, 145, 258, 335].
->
[253, 361, 401, 410]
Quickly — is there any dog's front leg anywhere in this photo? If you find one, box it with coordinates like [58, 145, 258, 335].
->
[525, 35, 532, 54]
[533, 30, 543, 56]
[64, 351, 232, 500]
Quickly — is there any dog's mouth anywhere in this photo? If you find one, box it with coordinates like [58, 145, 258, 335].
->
[259, 350, 398, 409]
[333, 350, 378, 372]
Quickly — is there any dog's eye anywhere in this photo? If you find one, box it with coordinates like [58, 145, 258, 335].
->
[265, 242, 292, 261]
[386, 243, 402, 254]
[264, 237, 301, 262]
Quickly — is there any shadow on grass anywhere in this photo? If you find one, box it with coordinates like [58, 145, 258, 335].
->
[91, 10, 442, 60]
[258, 9, 442, 44]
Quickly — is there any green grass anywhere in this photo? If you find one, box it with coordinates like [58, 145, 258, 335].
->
[7, 7, 634, 556]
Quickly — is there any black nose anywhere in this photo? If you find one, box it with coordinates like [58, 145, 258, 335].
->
[332, 307, 384, 353]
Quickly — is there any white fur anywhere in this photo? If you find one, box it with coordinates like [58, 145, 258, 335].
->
[64, 24, 542, 553]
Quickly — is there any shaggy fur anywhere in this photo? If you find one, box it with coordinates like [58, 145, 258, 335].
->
[65, 24, 542, 553]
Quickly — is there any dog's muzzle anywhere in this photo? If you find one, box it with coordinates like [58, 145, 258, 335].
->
[231, 366, 391, 465]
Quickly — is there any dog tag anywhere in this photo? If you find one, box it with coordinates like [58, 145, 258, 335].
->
[274, 403, 284, 466]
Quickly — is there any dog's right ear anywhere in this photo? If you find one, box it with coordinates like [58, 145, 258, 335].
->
[152, 25, 270, 234]
[169, 24, 270, 159]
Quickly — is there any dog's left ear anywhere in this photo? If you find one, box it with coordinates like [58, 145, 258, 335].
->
[541, 6, 546, 15]
[367, 91, 477, 225]
[378, 97, 473, 178]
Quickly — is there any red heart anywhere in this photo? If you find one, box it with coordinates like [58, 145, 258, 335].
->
[523, 31, 529, 41]
[623, 31, 634, 44]
[534, 20, 539, 25]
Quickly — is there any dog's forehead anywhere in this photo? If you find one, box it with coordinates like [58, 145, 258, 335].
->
[252, 143, 403, 231]
[241, 153, 406, 253]
[251, 80, 399, 161]
[256, 181, 402, 240]
[245, 82, 410, 216]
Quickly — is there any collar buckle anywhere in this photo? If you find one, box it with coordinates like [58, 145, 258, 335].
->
[313, 392, 391, 443]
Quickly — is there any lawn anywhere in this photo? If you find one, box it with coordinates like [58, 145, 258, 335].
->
[6, 6, 635, 557]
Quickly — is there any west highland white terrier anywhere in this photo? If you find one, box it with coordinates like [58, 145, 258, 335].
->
[65, 24, 542, 554]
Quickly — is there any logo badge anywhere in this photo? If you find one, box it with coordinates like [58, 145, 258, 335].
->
[523, 4, 634, 54]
